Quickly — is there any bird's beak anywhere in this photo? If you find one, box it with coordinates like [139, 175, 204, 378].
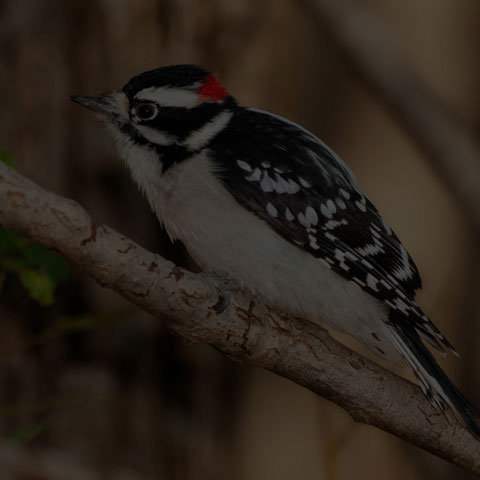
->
[70, 95, 117, 117]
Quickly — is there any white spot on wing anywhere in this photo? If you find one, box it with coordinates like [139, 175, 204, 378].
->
[285, 207, 295, 221]
[320, 203, 333, 219]
[308, 234, 320, 250]
[260, 172, 274, 192]
[392, 244, 414, 281]
[370, 226, 382, 239]
[245, 168, 261, 182]
[287, 179, 300, 194]
[380, 279, 392, 290]
[266, 202, 278, 218]
[361, 258, 374, 269]
[394, 287, 407, 300]
[326, 199, 337, 215]
[394, 298, 410, 314]
[366, 273, 379, 291]
[324, 219, 348, 230]
[334, 249, 350, 271]
[356, 243, 384, 256]
[355, 200, 367, 212]
[237, 160, 252, 172]
[298, 212, 310, 228]
[298, 177, 311, 188]
[382, 218, 392, 235]
[305, 206, 318, 226]
[273, 173, 289, 194]
[324, 232, 336, 241]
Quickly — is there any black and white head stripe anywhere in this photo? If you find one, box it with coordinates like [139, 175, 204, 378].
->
[116, 65, 236, 169]
[209, 107, 455, 355]
[134, 85, 200, 109]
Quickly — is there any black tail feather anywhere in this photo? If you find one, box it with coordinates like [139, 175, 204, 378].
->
[388, 311, 480, 440]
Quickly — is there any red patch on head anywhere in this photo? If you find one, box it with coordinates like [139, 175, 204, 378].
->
[198, 74, 228, 101]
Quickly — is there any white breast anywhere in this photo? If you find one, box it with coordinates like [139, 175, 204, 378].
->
[118, 143, 399, 363]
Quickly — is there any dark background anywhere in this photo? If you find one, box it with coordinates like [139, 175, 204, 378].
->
[0, 1, 479, 478]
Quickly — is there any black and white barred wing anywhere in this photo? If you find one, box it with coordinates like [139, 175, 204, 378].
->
[211, 108, 451, 354]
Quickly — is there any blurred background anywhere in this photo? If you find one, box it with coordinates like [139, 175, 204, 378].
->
[0, 0, 479, 478]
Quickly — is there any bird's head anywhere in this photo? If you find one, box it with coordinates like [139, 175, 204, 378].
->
[71, 65, 236, 168]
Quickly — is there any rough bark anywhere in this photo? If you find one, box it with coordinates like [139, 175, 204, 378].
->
[0, 162, 479, 474]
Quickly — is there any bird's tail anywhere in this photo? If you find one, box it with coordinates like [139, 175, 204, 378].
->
[387, 310, 480, 440]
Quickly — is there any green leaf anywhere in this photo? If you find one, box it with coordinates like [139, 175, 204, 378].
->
[7, 422, 46, 443]
[0, 226, 70, 305]
[0, 256, 30, 272]
[18, 269, 55, 306]
[0, 150, 14, 167]
[0, 223, 70, 305]
[0, 226, 20, 256]
[22, 243, 69, 284]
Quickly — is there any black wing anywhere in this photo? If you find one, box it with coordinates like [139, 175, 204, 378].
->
[209, 107, 452, 353]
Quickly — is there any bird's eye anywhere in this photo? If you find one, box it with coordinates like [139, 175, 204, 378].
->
[134, 102, 158, 121]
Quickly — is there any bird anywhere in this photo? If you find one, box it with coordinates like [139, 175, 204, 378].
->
[71, 64, 480, 439]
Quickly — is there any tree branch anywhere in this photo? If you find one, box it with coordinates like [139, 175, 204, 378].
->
[0, 162, 479, 474]
[297, 0, 480, 235]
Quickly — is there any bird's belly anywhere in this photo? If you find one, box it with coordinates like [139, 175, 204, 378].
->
[182, 208, 398, 362]
[154, 155, 399, 362]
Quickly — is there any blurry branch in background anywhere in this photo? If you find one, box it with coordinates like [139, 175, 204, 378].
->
[1, 164, 480, 475]
[297, 0, 480, 235]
